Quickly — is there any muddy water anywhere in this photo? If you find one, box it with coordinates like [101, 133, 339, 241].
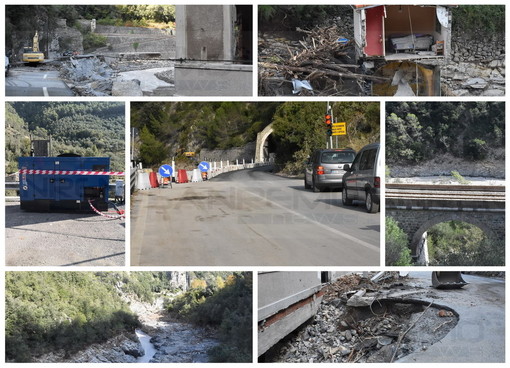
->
[135, 329, 157, 363]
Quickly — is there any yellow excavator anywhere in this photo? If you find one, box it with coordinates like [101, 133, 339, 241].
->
[22, 31, 44, 64]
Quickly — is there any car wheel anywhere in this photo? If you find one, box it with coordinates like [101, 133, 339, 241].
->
[304, 177, 311, 189]
[342, 186, 353, 206]
[365, 190, 379, 213]
[312, 177, 320, 193]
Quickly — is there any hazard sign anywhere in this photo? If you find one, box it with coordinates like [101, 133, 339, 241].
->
[332, 122, 347, 136]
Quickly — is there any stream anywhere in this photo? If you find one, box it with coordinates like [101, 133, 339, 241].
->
[135, 329, 157, 363]
[131, 299, 220, 363]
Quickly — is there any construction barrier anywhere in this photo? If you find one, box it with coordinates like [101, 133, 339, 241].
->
[191, 169, 202, 182]
[177, 169, 189, 183]
[131, 161, 272, 192]
[149, 172, 159, 188]
[136, 172, 151, 190]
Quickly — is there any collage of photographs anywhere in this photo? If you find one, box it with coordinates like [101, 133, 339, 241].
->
[1, 1, 507, 366]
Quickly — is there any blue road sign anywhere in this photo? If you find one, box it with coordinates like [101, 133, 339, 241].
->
[159, 164, 173, 177]
[198, 161, 210, 172]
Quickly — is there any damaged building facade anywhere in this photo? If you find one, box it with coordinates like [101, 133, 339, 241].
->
[353, 5, 453, 96]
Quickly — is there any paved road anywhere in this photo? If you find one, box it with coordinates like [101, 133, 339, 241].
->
[5, 67, 74, 96]
[398, 272, 505, 363]
[5, 201, 125, 266]
[131, 166, 380, 266]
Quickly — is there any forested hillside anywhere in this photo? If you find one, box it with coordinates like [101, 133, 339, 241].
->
[272, 102, 380, 173]
[386, 102, 504, 165]
[5, 102, 125, 172]
[131, 101, 380, 174]
[6, 5, 175, 52]
[6, 272, 140, 362]
[131, 101, 279, 166]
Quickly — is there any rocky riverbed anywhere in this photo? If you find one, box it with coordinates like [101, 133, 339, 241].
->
[33, 297, 220, 363]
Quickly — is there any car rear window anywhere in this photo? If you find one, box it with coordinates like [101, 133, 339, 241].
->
[321, 151, 355, 164]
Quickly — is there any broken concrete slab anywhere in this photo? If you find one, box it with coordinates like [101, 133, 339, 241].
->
[346, 289, 375, 307]
[117, 67, 174, 95]
[112, 79, 143, 96]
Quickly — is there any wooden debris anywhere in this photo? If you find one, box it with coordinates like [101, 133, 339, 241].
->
[259, 25, 389, 95]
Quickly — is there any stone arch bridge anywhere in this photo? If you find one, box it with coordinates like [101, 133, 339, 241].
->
[255, 123, 274, 163]
[386, 184, 505, 259]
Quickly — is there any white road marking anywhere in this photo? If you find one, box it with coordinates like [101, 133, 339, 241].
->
[43, 74, 48, 79]
[245, 189, 380, 253]
[42, 87, 49, 97]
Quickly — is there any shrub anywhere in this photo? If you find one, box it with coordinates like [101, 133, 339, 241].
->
[451, 170, 470, 184]
[464, 138, 489, 160]
[83, 33, 108, 51]
[385, 217, 412, 266]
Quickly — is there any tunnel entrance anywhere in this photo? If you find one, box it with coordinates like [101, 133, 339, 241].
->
[262, 133, 277, 163]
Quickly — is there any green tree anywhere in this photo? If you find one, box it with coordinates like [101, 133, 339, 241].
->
[385, 217, 412, 266]
[138, 126, 168, 167]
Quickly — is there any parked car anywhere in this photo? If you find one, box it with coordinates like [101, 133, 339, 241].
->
[342, 142, 381, 213]
[305, 148, 356, 192]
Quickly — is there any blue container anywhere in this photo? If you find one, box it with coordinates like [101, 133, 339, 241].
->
[18, 156, 110, 212]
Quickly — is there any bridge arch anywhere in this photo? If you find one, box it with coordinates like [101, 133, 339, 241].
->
[387, 207, 505, 260]
[410, 212, 497, 255]
[255, 123, 275, 163]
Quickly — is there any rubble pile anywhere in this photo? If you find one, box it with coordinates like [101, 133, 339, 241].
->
[271, 274, 459, 363]
[60, 57, 114, 96]
[258, 26, 385, 96]
[60, 57, 175, 96]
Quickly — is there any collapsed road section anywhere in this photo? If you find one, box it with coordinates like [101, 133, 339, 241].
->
[258, 271, 505, 363]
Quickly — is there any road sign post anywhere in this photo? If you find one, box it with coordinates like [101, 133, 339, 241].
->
[198, 161, 210, 172]
[158, 164, 173, 188]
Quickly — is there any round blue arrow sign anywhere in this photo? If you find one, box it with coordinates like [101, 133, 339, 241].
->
[158, 164, 173, 177]
[198, 161, 210, 172]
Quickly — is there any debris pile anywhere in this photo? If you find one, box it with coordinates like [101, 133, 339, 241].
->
[258, 26, 386, 96]
[60, 57, 114, 96]
[60, 57, 175, 96]
[269, 273, 459, 363]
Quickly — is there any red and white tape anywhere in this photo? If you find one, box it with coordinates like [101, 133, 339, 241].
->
[19, 169, 124, 176]
[88, 200, 125, 219]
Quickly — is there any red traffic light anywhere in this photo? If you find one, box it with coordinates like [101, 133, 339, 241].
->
[325, 114, 332, 126]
